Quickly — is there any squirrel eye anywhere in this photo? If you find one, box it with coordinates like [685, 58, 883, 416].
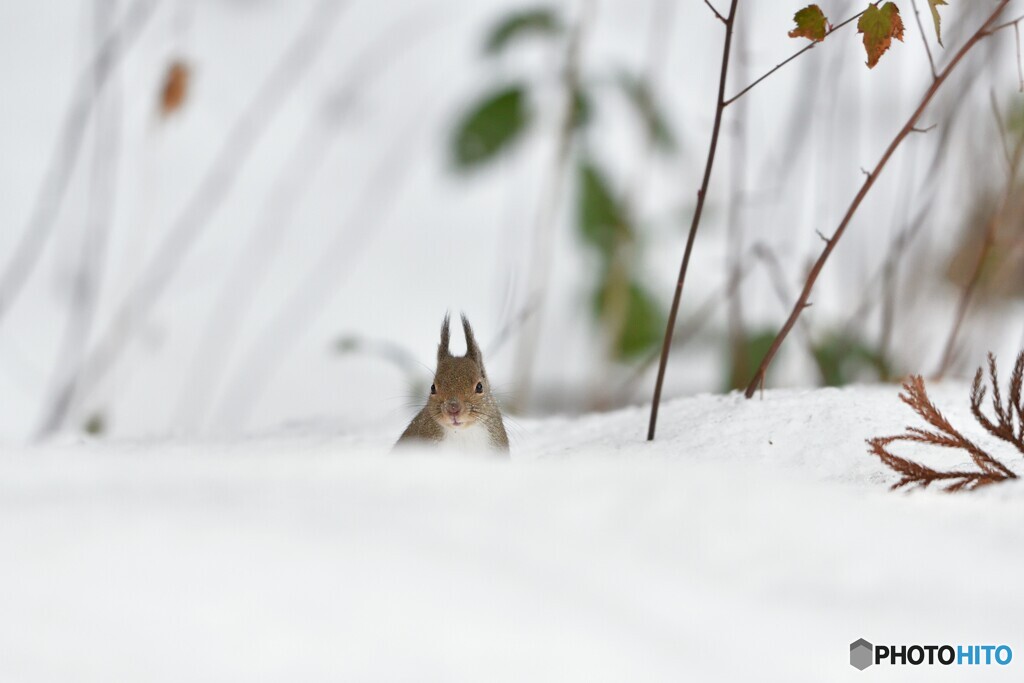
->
[430, 383, 436, 395]
[475, 382, 483, 394]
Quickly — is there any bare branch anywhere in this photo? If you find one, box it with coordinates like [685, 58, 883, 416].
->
[991, 89, 1014, 170]
[214, 91, 439, 429]
[934, 109, 1024, 380]
[909, 0, 939, 80]
[647, 0, 738, 441]
[723, 5, 870, 108]
[703, 0, 726, 25]
[0, 0, 159, 329]
[512, 0, 594, 411]
[752, 244, 829, 385]
[39, 0, 350, 432]
[745, 0, 1012, 399]
[987, 14, 1024, 34]
[36, 0, 124, 437]
[170, 4, 446, 432]
[1016, 23, 1024, 92]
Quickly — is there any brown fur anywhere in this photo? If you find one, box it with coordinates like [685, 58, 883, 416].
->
[396, 315, 510, 453]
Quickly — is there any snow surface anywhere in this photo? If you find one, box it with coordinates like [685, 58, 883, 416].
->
[4, 384, 1024, 681]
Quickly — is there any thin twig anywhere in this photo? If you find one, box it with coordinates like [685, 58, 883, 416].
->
[744, 0, 1012, 399]
[512, 0, 593, 412]
[647, 0, 738, 441]
[934, 121, 1024, 379]
[589, 0, 677, 411]
[1016, 22, 1024, 92]
[618, 250, 755, 400]
[486, 295, 540, 358]
[703, 0, 726, 24]
[0, 0, 159, 328]
[987, 14, 1024, 34]
[723, 4, 872, 108]
[752, 243, 829, 384]
[214, 86, 442, 428]
[172, 5, 445, 431]
[36, 0, 123, 437]
[991, 89, 1014, 171]
[40, 0, 349, 432]
[909, 0, 939, 80]
[876, 203, 928, 376]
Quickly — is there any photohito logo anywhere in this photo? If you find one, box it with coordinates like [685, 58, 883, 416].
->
[850, 639, 873, 670]
[850, 639, 1012, 670]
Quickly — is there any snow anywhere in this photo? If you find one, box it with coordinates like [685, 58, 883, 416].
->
[2, 1, 1023, 678]
[4, 384, 1024, 681]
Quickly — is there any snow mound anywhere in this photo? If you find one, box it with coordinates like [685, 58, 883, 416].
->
[3, 385, 1023, 681]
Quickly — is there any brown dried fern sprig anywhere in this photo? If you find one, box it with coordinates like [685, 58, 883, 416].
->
[970, 351, 1024, 457]
[868, 364, 1020, 492]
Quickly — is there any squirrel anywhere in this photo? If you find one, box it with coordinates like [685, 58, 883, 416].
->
[395, 314, 510, 454]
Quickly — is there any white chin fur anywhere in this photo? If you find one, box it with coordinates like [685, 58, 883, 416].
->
[439, 420, 492, 452]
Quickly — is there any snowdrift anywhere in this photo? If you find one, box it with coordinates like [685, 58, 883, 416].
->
[3, 385, 1023, 681]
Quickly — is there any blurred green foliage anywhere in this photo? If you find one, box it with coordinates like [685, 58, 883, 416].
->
[811, 334, 890, 386]
[578, 160, 628, 253]
[592, 281, 664, 360]
[727, 329, 778, 391]
[455, 4, 912, 386]
[1009, 98, 1024, 138]
[83, 412, 106, 436]
[453, 5, 681, 364]
[578, 158, 665, 359]
[452, 85, 531, 169]
[484, 8, 563, 55]
[726, 330, 889, 391]
[616, 72, 676, 152]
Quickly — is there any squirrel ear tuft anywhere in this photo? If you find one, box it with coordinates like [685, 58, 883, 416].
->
[461, 313, 482, 365]
[438, 313, 451, 362]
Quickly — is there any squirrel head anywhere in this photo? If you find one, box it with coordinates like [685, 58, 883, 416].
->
[427, 314, 494, 431]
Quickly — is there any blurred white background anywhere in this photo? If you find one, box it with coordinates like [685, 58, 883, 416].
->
[1, 0, 1022, 441]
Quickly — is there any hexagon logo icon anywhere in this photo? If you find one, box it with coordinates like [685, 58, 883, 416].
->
[850, 639, 873, 670]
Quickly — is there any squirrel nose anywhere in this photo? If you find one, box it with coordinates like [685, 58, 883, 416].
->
[443, 400, 461, 416]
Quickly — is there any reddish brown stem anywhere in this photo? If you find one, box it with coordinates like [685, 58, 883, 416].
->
[647, 0, 738, 441]
[744, 0, 1011, 400]
[722, 4, 872, 108]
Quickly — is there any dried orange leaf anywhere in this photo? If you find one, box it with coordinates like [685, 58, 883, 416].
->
[160, 60, 190, 118]
[857, 2, 905, 69]
[788, 4, 831, 42]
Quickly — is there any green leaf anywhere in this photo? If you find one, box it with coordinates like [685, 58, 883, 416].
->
[484, 8, 563, 55]
[1009, 100, 1024, 139]
[788, 4, 831, 42]
[618, 284, 664, 359]
[572, 87, 592, 130]
[857, 2, 904, 69]
[451, 85, 531, 169]
[594, 281, 665, 360]
[616, 73, 676, 152]
[83, 412, 106, 436]
[578, 159, 629, 256]
[927, 0, 948, 47]
[725, 329, 779, 391]
[811, 334, 890, 386]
